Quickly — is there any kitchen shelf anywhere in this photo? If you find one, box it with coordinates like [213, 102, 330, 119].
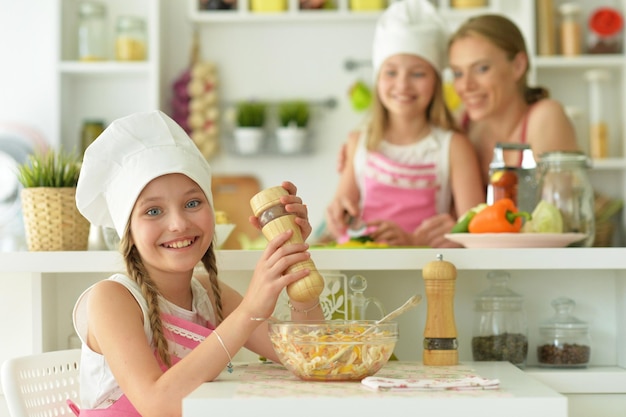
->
[534, 55, 625, 69]
[58, 61, 153, 75]
[3, 248, 626, 273]
[1, 248, 625, 402]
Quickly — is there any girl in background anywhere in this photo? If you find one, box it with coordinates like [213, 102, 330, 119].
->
[325, 0, 484, 248]
[72, 110, 322, 417]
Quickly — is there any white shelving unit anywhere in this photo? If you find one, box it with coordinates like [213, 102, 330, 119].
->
[53, 0, 161, 151]
[0, 248, 625, 403]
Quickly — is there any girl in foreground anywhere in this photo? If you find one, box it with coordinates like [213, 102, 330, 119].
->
[72, 110, 322, 417]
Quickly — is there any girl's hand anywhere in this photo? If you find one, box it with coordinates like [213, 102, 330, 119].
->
[249, 181, 312, 241]
[239, 229, 312, 320]
[325, 198, 359, 238]
[367, 219, 412, 246]
[412, 213, 462, 248]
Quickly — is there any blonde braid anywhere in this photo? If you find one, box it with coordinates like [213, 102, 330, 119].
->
[120, 233, 172, 368]
[200, 245, 224, 323]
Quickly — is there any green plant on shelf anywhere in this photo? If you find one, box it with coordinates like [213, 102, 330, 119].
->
[236, 101, 267, 128]
[278, 100, 310, 128]
[16, 149, 82, 188]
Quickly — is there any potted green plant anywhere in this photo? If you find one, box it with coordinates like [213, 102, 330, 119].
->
[233, 101, 267, 155]
[276, 100, 310, 154]
[16, 149, 90, 251]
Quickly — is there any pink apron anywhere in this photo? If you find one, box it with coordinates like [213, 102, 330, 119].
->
[345, 150, 438, 240]
[68, 313, 213, 417]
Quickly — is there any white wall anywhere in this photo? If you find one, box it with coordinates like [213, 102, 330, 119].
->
[0, 0, 56, 142]
[0, 0, 378, 234]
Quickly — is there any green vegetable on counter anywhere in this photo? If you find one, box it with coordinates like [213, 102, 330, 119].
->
[451, 203, 487, 233]
[522, 200, 563, 233]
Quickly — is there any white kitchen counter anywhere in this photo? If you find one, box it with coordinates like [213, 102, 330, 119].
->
[183, 361, 567, 417]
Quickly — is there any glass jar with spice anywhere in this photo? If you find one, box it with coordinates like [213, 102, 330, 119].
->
[77, 1, 107, 61]
[537, 151, 595, 247]
[588, 7, 623, 54]
[81, 119, 106, 154]
[537, 297, 591, 368]
[472, 270, 528, 368]
[559, 3, 582, 56]
[115, 16, 147, 61]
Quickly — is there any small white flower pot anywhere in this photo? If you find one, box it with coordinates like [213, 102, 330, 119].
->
[276, 127, 307, 154]
[233, 127, 265, 155]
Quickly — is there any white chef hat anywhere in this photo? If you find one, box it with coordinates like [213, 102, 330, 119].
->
[76, 110, 213, 238]
[372, 0, 449, 78]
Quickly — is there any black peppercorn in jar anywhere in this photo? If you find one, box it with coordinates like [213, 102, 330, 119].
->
[471, 270, 528, 368]
[537, 297, 591, 368]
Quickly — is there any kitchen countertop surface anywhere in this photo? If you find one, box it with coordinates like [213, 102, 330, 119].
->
[183, 361, 567, 417]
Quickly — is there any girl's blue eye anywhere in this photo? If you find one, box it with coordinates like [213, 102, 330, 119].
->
[411, 71, 426, 78]
[476, 64, 489, 74]
[186, 199, 200, 209]
[452, 70, 463, 79]
[146, 208, 161, 216]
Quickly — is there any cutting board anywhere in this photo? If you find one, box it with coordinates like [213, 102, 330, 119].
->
[212, 175, 262, 249]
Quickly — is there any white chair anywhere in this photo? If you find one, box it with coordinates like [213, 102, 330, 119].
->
[1, 349, 81, 417]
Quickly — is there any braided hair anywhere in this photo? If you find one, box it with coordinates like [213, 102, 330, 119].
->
[120, 230, 223, 368]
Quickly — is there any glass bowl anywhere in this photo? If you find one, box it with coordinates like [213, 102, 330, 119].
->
[268, 320, 398, 381]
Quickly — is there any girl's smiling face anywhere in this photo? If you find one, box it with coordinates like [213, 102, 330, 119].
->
[448, 33, 526, 121]
[129, 173, 214, 276]
[377, 54, 437, 120]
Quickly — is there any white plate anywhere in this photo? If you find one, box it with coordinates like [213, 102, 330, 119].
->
[444, 233, 587, 248]
[215, 224, 236, 248]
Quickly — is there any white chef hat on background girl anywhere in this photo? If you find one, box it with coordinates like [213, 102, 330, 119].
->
[372, 0, 450, 78]
[76, 110, 213, 238]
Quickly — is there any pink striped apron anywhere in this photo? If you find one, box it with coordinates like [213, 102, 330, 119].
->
[69, 313, 213, 416]
[343, 151, 438, 241]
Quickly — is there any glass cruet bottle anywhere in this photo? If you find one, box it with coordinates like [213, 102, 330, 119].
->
[537, 297, 591, 368]
[348, 275, 385, 320]
[537, 151, 595, 247]
[472, 270, 528, 368]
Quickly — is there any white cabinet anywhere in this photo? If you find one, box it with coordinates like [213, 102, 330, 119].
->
[0, 248, 625, 417]
[53, 0, 161, 151]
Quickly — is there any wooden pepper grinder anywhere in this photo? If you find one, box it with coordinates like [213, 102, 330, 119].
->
[249, 186, 324, 302]
[422, 253, 458, 366]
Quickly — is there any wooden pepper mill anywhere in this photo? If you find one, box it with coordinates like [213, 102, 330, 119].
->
[249, 186, 324, 302]
[422, 253, 458, 366]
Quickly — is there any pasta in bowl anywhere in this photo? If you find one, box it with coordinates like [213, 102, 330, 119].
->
[268, 320, 398, 381]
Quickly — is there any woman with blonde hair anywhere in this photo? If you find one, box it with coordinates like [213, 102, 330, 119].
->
[448, 14, 580, 185]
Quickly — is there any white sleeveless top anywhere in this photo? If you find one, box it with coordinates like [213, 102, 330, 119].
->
[353, 126, 453, 214]
[72, 274, 216, 409]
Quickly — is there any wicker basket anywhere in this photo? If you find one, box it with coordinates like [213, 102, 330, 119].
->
[20, 187, 90, 251]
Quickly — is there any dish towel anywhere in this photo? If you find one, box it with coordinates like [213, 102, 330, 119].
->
[361, 375, 500, 391]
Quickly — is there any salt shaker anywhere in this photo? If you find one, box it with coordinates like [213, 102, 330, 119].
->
[249, 186, 324, 302]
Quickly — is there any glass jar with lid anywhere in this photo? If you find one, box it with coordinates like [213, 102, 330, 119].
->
[537, 297, 591, 368]
[77, 1, 107, 61]
[115, 16, 147, 61]
[537, 151, 595, 247]
[472, 270, 528, 368]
